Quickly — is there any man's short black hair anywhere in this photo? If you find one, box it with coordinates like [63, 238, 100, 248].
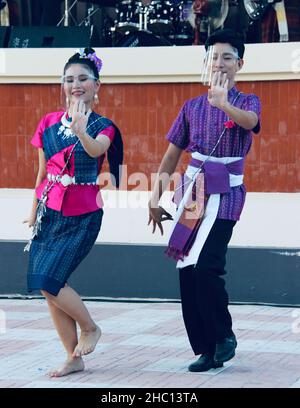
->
[205, 29, 245, 59]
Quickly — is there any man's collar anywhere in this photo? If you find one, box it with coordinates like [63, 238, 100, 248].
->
[228, 85, 238, 97]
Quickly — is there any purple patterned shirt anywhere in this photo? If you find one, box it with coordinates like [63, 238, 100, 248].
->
[167, 86, 261, 221]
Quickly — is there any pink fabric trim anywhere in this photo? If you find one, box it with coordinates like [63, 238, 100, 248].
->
[32, 111, 108, 215]
[31, 111, 64, 148]
[98, 125, 115, 142]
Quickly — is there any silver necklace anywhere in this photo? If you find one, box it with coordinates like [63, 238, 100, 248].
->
[57, 112, 75, 140]
[58, 111, 102, 140]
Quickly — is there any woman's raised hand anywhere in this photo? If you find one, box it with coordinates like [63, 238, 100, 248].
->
[70, 100, 91, 139]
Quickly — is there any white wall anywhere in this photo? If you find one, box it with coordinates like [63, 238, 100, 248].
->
[0, 189, 299, 248]
[1, 42, 300, 83]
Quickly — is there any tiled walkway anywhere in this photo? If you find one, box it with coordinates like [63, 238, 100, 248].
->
[0, 299, 299, 388]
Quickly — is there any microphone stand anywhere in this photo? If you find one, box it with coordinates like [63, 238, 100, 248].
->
[78, 4, 100, 26]
[0, 1, 9, 26]
[57, 0, 79, 27]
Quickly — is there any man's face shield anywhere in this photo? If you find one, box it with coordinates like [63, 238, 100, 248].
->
[201, 45, 240, 86]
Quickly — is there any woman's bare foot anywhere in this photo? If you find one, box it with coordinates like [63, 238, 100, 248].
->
[49, 357, 84, 378]
[72, 325, 101, 358]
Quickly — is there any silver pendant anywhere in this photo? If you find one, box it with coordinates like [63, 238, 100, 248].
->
[57, 125, 75, 140]
[58, 112, 76, 140]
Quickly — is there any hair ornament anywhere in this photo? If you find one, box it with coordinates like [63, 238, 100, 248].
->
[76, 48, 102, 73]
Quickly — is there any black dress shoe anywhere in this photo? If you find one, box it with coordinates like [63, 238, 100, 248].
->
[188, 353, 224, 372]
[214, 335, 237, 364]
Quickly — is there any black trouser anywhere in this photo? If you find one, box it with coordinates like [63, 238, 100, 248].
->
[179, 219, 236, 356]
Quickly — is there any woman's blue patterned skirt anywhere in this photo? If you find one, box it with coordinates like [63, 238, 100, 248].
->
[27, 207, 103, 296]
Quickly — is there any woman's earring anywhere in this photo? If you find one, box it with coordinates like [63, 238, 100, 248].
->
[66, 97, 69, 107]
[94, 94, 99, 105]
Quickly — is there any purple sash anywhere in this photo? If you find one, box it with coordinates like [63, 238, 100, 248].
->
[166, 157, 244, 261]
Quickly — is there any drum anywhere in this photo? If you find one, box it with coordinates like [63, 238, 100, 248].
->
[114, 30, 172, 46]
[169, 0, 194, 45]
[147, 0, 180, 35]
[114, 0, 139, 34]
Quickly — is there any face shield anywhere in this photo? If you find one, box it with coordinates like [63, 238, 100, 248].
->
[201, 45, 240, 86]
[201, 45, 214, 87]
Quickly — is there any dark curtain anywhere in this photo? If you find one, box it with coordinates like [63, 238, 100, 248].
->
[7, 0, 31, 25]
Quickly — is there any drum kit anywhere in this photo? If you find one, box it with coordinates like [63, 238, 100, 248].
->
[109, 0, 273, 47]
[110, 0, 195, 47]
[49, 0, 278, 47]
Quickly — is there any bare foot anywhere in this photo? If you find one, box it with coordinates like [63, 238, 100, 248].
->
[48, 357, 84, 378]
[72, 325, 101, 358]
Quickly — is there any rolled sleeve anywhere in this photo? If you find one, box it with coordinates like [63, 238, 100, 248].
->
[31, 115, 46, 148]
[98, 125, 115, 142]
[242, 94, 261, 134]
[166, 102, 190, 150]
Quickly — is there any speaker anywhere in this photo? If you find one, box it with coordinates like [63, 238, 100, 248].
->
[8, 26, 92, 48]
[0, 26, 10, 47]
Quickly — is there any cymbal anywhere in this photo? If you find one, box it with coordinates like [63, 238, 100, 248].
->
[208, 0, 229, 30]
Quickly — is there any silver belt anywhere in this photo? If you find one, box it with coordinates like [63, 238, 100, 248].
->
[47, 173, 97, 187]
[47, 173, 75, 186]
